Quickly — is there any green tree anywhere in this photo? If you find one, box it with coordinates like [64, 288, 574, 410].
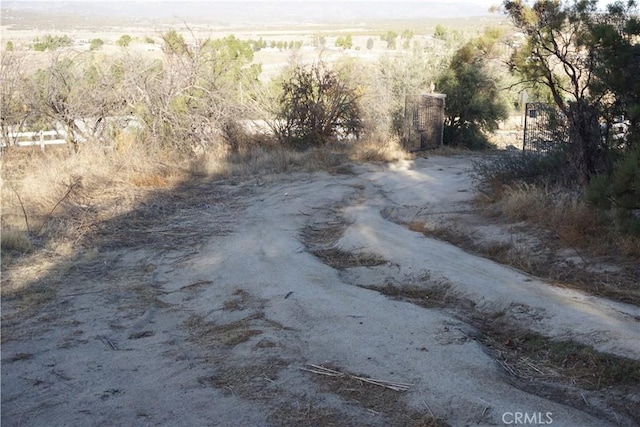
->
[32, 35, 73, 51]
[116, 35, 132, 48]
[313, 35, 326, 48]
[585, 1, 640, 231]
[336, 34, 353, 49]
[377, 46, 443, 136]
[366, 38, 374, 50]
[401, 29, 414, 48]
[589, 1, 640, 140]
[28, 53, 128, 150]
[201, 35, 260, 85]
[89, 39, 104, 51]
[381, 31, 398, 49]
[162, 29, 189, 55]
[436, 28, 509, 148]
[434, 25, 448, 40]
[503, 0, 628, 182]
[5, 41, 14, 51]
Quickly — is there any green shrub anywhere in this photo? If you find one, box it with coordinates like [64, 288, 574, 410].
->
[587, 148, 640, 234]
[116, 35, 132, 48]
[32, 34, 73, 51]
[89, 38, 104, 51]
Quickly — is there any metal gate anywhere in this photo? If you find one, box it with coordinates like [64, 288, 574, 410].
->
[403, 94, 446, 151]
[523, 102, 568, 152]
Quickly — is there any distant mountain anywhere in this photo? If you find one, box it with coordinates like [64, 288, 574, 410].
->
[2, 1, 493, 25]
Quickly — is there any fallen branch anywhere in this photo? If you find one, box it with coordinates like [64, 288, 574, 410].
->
[300, 364, 413, 392]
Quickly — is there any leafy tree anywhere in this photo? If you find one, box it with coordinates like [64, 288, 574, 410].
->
[162, 29, 189, 56]
[378, 46, 443, 136]
[588, 1, 640, 141]
[89, 39, 104, 51]
[585, 1, 640, 230]
[201, 35, 261, 86]
[5, 41, 14, 51]
[27, 53, 128, 149]
[436, 28, 509, 148]
[401, 29, 414, 48]
[274, 62, 363, 146]
[366, 38, 374, 50]
[135, 34, 261, 151]
[116, 35, 132, 48]
[434, 25, 448, 40]
[587, 144, 640, 235]
[503, 0, 630, 182]
[336, 34, 353, 49]
[32, 35, 73, 52]
[381, 31, 398, 49]
[313, 35, 326, 48]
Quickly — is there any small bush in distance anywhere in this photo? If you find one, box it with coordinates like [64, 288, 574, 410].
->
[117, 35, 132, 48]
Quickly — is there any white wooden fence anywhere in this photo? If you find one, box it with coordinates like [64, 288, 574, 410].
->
[0, 129, 68, 150]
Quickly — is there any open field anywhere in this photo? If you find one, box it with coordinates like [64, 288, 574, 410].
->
[1, 2, 511, 80]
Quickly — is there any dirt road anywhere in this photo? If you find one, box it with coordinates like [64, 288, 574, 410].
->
[2, 155, 639, 426]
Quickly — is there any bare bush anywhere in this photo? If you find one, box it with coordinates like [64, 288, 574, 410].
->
[0, 48, 33, 145]
[273, 61, 363, 147]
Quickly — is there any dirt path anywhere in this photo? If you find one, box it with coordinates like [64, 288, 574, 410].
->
[2, 155, 639, 426]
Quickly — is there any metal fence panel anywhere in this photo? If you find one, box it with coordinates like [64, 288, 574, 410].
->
[403, 94, 446, 151]
[523, 102, 568, 152]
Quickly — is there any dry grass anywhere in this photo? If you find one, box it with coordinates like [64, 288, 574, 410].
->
[305, 363, 450, 427]
[488, 182, 640, 257]
[1, 140, 186, 306]
[199, 358, 290, 400]
[347, 135, 407, 163]
[407, 217, 640, 305]
[312, 248, 388, 269]
[1, 133, 403, 315]
[190, 136, 408, 179]
[1, 228, 33, 254]
[359, 274, 639, 426]
[473, 317, 640, 425]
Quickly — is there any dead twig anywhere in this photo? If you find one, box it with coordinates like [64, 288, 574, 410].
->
[8, 182, 31, 233]
[36, 178, 80, 234]
[98, 335, 118, 350]
[301, 364, 413, 392]
[497, 359, 518, 377]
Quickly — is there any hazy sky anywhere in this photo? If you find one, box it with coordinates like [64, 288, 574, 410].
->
[4, 0, 618, 12]
[7, 0, 617, 5]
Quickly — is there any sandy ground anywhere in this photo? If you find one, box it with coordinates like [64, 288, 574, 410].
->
[2, 155, 640, 426]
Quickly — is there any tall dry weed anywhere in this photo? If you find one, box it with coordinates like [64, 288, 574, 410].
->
[347, 135, 407, 163]
[1, 141, 184, 242]
[493, 182, 639, 255]
[496, 183, 549, 222]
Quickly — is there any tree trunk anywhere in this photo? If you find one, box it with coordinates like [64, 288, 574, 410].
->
[567, 101, 611, 184]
